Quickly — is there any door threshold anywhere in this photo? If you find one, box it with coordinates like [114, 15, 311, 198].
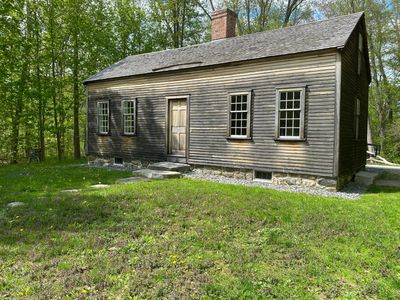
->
[167, 156, 187, 163]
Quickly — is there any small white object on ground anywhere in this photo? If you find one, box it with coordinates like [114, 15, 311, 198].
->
[7, 202, 25, 208]
[61, 189, 81, 193]
[90, 184, 110, 189]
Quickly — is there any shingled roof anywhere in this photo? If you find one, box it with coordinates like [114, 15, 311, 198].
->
[84, 12, 364, 84]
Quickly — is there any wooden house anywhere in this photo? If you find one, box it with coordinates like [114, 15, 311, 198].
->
[84, 9, 371, 190]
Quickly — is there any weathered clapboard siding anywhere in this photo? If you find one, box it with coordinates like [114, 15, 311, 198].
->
[87, 51, 338, 177]
[338, 20, 369, 177]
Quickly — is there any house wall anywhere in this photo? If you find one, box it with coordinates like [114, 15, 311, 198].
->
[86, 51, 338, 178]
[338, 20, 369, 183]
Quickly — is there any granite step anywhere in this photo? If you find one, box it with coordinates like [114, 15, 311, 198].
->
[132, 169, 182, 179]
[354, 171, 379, 186]
[148, 162, 190, 173]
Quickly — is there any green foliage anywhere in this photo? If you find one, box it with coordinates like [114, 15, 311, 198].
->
[1, 161, 400, 298]
[0, 0, 398, 162]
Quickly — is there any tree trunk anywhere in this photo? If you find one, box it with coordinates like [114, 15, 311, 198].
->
[49, 0, 62, 160]
[73, 28, 81, 159]
[11, 3, 32, 163]
[35, 8, 45, 161]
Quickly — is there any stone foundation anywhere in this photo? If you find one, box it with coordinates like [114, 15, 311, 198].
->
[193, 165, 341, 191]
[87, 156, 154, 170]
[192, 165, 254, 181]
[271, 172, 337, 191]
[88, 157, 351, 191]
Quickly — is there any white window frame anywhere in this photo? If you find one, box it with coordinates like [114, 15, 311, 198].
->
[275, 87, 306, 140]
[358, 33, 363, 75]
[97, 101, 109, 134]
[122, 99, 136, 135]
[354, 98, 360, 140]
[228, 92, 252, 139]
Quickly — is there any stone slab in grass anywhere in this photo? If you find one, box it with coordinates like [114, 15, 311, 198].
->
[132, 169, 182, 179]
[148, 162, 190, 172]
[116, 177, 151, 183]
[7, 202, 25, 208]
[61, 189, 81, 193]
[90, 184, 110, 189]
[374, 180, 400, 188]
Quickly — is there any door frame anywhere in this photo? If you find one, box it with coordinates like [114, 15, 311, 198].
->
[165, 95, 190, 162]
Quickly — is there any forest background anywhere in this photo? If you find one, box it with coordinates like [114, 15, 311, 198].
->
[0, 0, 399, 163]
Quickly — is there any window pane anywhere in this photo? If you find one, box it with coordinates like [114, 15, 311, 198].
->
[230, 94, 249, 137]
[278, 89, 303, 138]
[123, 100, 135, 134]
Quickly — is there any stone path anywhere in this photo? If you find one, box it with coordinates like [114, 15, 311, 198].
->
[132, 162, 190, 179]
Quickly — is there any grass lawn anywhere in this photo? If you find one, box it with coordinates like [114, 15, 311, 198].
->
[0, 161, 399, 299]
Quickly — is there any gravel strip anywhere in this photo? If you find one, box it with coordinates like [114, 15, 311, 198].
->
[184, 171, 368, 200]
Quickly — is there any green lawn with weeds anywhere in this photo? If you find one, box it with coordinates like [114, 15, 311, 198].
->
[0, 161, 399, 299]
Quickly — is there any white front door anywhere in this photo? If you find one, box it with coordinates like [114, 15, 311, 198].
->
[169, 99, 187, 156]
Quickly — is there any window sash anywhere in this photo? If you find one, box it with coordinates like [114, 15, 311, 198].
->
[354, 98, 360, 140]
[275, 88, 305, 140]
[358, 33, 363, 75]
[122, 100, 136, 135]
[228, 92, 251, 138]
[97, 101, 109, 134]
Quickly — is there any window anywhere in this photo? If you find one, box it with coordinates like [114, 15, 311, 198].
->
[358, 33, 363, 75]
[97, 101, 109, 134]
[276, 88, 305, 140]
[122, 100, 136, 135]
[254, 170, 272, 181]
[228, 92, 251, 138]
[354, 98, 360, 140]
[114, 157, 124, 165]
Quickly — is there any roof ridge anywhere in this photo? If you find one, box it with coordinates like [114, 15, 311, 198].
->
[125, 11, 364, 60]
[84, 11, 365, 84]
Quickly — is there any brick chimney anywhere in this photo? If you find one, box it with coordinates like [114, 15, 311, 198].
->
[211, 8, 237, 40]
